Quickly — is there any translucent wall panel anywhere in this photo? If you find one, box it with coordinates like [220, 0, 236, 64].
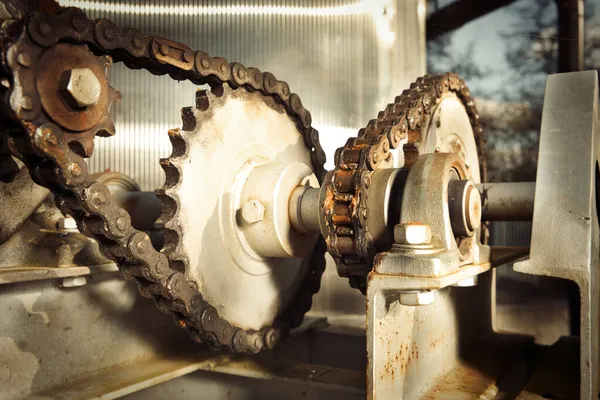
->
[60, 0, 425, 190]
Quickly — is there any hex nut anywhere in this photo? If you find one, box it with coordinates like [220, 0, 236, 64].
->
[394, 223, 432, 245]
[399, 290, 436, 306]
[60, 68, 102, 109]
[60, 276, 87, 288]
[242, 200, 265, 224]
[453, 276, 478, 287]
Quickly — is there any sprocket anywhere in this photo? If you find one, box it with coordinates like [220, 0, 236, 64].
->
[323, 73, 487, 292]
[157, 84, 326, 335]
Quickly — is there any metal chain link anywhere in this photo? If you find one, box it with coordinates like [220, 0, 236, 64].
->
[0, 7, 327, 354]
[323, 73, 487, 292]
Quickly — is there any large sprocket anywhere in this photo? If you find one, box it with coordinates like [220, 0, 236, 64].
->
[157, 84, 327, 345]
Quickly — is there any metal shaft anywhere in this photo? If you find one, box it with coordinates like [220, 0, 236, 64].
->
[477, 182, 535, 221]
[289, 186, 321, 234]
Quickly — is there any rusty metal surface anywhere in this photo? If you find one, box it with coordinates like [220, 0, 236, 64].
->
[366, 270, 495, 399]
[36, 43, 117, 133]
[0, 166, 48, 243]
[0, 7, 326, 354]
[422, 334, 538, 400]
[514, 71, 600, 398]
[367, 242, 530, 399]
[322, 73, 487, 292]
[0, 197, 111, 272]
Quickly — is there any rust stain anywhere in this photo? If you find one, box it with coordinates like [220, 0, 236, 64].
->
[429, 331, 445, 349]
[379, 341, 424, 383]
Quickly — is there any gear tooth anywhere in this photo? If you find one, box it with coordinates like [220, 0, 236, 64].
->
[161, 226, 186, 263]
[195, 89, 209, 111]
[163, 217, 180, 231]
[110, 86, 123, 104]
[181, 107, 196, 131]
[163, 185, 181, 197]
[159, 158, 182, 189]
[167, 128, 187, 157]
[68, 136, 95, 158]
[94, 120, 116, 138]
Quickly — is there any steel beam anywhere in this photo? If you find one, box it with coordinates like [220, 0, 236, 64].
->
[514, 71, 600, 398]
[427, 0, 519, 40]
[557, 0, 584, 73]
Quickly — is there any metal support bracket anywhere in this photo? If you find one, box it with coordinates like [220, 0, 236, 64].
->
[367, 246, 529, 399]
[514, 70, 600, 398]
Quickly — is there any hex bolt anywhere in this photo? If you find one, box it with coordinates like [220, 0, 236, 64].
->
[394, 223, 432, 245]
[60, 68, 102, 109]
[60, 276, 87, 288]
[17, 53, 31, 67]
[399, 290, 436, 306]
[57, 216, 78, 231]
[241, 200, 265, 224]
[21, 96, 33, 111]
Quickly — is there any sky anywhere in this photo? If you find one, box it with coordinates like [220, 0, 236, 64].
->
[435, 0, 600, 99]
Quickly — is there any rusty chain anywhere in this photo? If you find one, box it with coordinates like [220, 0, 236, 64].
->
[0, 7, 327, 354]
[322, 73, 487, 292]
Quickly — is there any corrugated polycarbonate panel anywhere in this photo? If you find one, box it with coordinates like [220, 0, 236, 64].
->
[59, 0, 425, 190]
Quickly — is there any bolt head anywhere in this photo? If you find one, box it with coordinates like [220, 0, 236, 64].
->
[61, 276, 87, 288]
[57, 217, 77, 231]
[399, 290, 436, 306]
[453, 276, 478, 287]
[394, 223, 432, 245]
[241, 200, 265, 224]
[60, 68, 102, 109]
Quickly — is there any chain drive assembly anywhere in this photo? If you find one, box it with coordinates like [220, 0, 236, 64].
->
[322, 73, 487, 292]
[0, 7, 327, 354]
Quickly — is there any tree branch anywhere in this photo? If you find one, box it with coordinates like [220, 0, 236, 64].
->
[427, 0, 520, 40]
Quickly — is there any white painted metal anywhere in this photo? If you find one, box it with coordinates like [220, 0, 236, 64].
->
[175, 89, 317, 331]
[422, 93, 482, 184]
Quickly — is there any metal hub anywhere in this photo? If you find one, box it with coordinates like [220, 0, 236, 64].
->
[159, 86, 319, 331]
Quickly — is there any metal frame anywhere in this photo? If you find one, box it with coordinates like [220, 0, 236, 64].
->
[367, 247, 528, 399]
[514, 70, 600, 398]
